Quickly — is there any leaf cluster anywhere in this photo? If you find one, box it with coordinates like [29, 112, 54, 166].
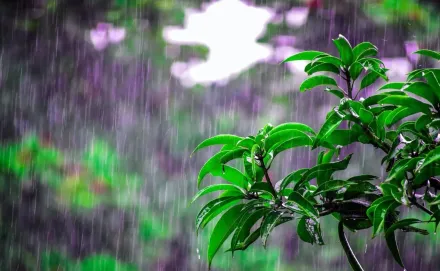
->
[191, 35, 440, 270]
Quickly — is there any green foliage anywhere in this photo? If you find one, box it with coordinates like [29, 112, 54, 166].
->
[40, 251, 137, 271]
[191, 35, 440, 270]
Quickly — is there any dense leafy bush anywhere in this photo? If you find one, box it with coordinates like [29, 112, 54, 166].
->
[191, 34, 440, 270]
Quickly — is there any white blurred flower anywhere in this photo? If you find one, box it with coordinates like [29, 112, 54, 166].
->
[163, 0, 275, 87]
[285, 7, 309, 27]
[381, 58, 412, 80]
[90, 23, 126, 51]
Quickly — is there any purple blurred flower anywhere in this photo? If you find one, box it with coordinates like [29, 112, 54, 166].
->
[90, 23, 126, 51]
[405, 41, 420, 64]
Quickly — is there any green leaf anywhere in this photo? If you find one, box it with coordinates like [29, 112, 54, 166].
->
[243, 153, 264, 183]
[236, 137, 256, 150]
[260, 211, 285, 247]
[219, 190, 246, 198]
[413, 165, 440, 186]
[287, 192, 319, 221]
[210, 165, 250, 189]
[425, 72, 440, 101]
[312, 55, 343, 67]
[372, 199, 399, 238]
[219, 148, 248, 164]
[347, 175, 378, 182]
[299, 75, 338, 92]
[353, 42, 378, 60]
[343, 182, 379, 200]
[295, 154, 353, 190]
[338, 221, 364, 271]
[402, 82, 439, 105]
[414, 49, 440, 60]
[306, 63, 340, 75]
[279, 168, 309, 192]
[385, 218, 424, 268]
[366, 196, 392, 221]
[385, 107, 423, 127]
[282, 51, 327, 63]
[324, 129, 361, 146]
[198, 151, 229, 187]
[249, 182, 277, 198]
[196, 196, 243, 232]
[312, 180, 352, 196]
[269, 122, 316, 136]
[208, 204, 245, 269]
[250, 145, 260, 179]
[271, 135, 314, 157]
[264, 129, 310, 151]
[430, 210, 440, 233]
[419, 146, 440, 172]
[360, 71, 380, 90]
[380, 183, 403, 203]
[348, 62, 364, 81]
[192, 135, 242, 156]
[380, 96, 432, 115]
[359, 108, 374, 124]
[378, 82, 405, 91]
[415, 115, 432, 131]
[313, 110, 343, 149]
[190, 184, 245, 205]
[386, 157, 423, 185]
[325, 88, 345, 99]
[333, 34, 354, 65]
[363, 92, 405, 107]
[297, 216, 325, 245]
[230, 208, 269, 254]
[297, 216, 314, 244]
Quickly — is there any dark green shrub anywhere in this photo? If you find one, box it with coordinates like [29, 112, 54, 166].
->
[191, 34, 440, 270]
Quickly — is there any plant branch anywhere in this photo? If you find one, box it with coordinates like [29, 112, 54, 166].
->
[319, 208, 335, 217]
[343, 69, 353, 99]
[409, 197, 434, 216]
[257, 155, 276, 192]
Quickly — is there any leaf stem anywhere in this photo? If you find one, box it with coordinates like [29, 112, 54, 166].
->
[257, 155, 276, 194]
[343, 69, 353, 99]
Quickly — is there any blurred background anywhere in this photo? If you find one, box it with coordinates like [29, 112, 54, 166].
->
[0, 0, 439, 270]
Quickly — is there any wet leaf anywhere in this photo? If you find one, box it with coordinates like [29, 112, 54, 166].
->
[195, 196, 243, 232]
[380, 96, 432, 115]
[360, 71, 380, 90]
[208, 204, 245, 269]
[419, 146, 440, 171]
[282, 51, 327, 63]
[190, 184, 245, 205]
[313, 110, 343, 149]
[230, 208, 269, 254]
[414, 49, 440, 60]
[385, 218, 424, 268]
[287, 192, 319, 221]
[260, 210, 284, 247]
[269, 122, 316, 135]
[353, 42, 378, 60]
[264, 129, 310, 151]
[333, 34, 354, 66]
[312, 180, 353, 196]
[299, 75, 338, 92]
[192, 135, 242, 156]
[306, 63, 340, 75]
[249, 182, 277, 198]
[294, 154, 353, 189]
